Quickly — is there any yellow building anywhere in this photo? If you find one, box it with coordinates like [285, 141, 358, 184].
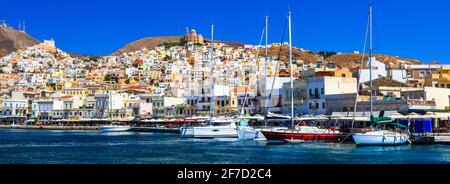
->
[85, 85, 103, 96]
[429, 66, 450, 89]
[302, 67, 353, 78]
[63, 88, 88, 100]
[148, 70, 162, 80]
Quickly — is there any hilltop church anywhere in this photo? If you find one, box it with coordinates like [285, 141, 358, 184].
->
[185, 27, 204, 45]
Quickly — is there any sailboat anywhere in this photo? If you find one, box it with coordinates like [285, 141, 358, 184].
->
[180, 24, 238, 139]
[100, 91, 131, 132]
[237, 16, 270, 141]
[260, 11, 341, 143]
[352, 0, 410, 146]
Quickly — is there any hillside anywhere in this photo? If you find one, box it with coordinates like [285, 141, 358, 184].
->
[0, 26, 40, 57]
[256, 46, 422, 69]
[113, 36, 247, 56]
[326, 53, 422, 69]
[112, 35, 424, 69]
[112, 36, 183, 56]
[258, 46, 323, 64]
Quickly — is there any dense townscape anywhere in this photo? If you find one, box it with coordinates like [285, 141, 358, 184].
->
[1, 0, 450, 170]
[0, 23, 449, 129]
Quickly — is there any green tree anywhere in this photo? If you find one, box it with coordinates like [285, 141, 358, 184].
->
[163, 55, 173, 61]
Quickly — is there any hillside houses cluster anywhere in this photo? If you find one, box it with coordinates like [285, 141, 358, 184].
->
[0, 32, 449, 125]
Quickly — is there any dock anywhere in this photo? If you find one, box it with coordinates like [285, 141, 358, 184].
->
[0, 125, 100, 130]
[411, 133, 450, 145]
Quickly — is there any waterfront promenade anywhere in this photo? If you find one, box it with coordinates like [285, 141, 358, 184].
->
[0, 125, 100, 131]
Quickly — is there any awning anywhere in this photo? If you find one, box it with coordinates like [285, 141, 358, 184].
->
[435, 112, 450, 120]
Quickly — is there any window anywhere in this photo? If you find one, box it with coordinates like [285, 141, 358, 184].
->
[441, 84, 445, 88]
[435, 84, 439, 88]
[342, 74, 346, 77]
[321, 88, 324, 95]
[322, 102, 326, 109]
[447, 84, 450, 89]
[309, 89, 313, 96]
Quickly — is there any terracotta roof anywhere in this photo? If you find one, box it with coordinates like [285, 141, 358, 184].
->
[230, 86, 253, 93]
[55, 96, 73, 99]
[123, 86, 144, 90]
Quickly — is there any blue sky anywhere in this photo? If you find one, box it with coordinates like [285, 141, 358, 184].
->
[1, 0, 449, 63]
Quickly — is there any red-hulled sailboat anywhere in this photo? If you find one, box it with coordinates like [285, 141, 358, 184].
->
[260, 11, 341, 143]
[260, 126, 341, 142]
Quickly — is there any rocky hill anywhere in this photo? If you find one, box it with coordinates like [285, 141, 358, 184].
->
[257, 45, 422, 69]
[113, 36, 246, 56]
[326, 53, 422, 69]
[258, 45, 322, 64]
[0, 26, 40, 57]
[112, 36, 184, 56]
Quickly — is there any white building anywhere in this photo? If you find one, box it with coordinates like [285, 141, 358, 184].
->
[1, 99, 29, 117]
[283, 76, 358, 115]
[359, 57, 407, 83]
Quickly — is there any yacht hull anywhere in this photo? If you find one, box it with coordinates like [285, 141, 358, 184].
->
[237, 126, 267, 141]
[100, 127, 131, 132]
[352, 131, 410, 146]
[260, 130, 341, 142]
[180, 126, 238, 138]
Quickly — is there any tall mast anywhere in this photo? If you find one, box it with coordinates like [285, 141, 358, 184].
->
[369, 0, 373, 117]
[209, 24, 215, 123]
[288, 11, 294, 129]
[264, 16, 269, 126]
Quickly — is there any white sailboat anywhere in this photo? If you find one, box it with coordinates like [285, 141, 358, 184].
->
[100, 91, 131, 132]
[237, 16, 270, 141]
[180, 24, 238, 139]
[352, 0, 409, 146]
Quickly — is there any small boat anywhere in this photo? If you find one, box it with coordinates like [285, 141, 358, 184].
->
[352, 130, 410, 146]
[100, 91, 131, 132]
[261, 126, 341, 142]
[100, 123, 131, 132]
[260, 12, 342, 143]
[180, 118, 238, 138]
[349, 1, 410, 147]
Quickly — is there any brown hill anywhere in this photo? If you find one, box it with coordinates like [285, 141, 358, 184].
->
[0, 26, 40, 57]
[258, 45, 322, 64]
[258, 46, 423, 69]
[326, 53, 422, 69]
[113, 36, 247, 56]
[112, 36, 184, 56]
[113, 35, 423, 69]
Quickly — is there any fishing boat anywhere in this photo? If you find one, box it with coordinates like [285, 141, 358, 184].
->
[180, 25, 238, 139]
[351, 0, 410, 146]
[260, 11, 342, 143]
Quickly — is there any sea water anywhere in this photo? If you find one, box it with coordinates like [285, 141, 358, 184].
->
[0, 129, 449, 164]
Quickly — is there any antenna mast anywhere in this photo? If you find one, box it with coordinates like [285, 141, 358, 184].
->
[264, 15, 269, 127]
[288, 11, 294, 129]
[369, 0, 373, 117]
[209, 24, 215, 123]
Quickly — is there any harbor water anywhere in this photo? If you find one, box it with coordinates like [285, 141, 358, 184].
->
[0, 129, 449, 164]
